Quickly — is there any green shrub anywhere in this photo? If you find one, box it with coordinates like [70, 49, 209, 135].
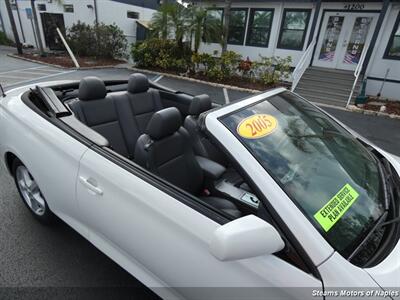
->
[66, 22, 96, 57]
[67, 22, 127, 59]
[132, 37, 292, 86]
[191, 52, 216, 74]
[191, 51, 241, 80]
[95, 23, 128, 59]
[207, 66, 224, 81]
[0, 31, 14, 46]
[131, 38, 192, 72]
[220, 51, 242, 78]
[254, 55, 292, 85]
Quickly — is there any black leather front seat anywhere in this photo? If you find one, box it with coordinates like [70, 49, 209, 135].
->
[184, 94, 228, 166]
[135, 107, 242, 218]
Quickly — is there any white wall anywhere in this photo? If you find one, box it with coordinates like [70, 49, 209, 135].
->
[0, 0, 156, 52]
[97, 0, 155, 46]
[364, 3, 400, 99]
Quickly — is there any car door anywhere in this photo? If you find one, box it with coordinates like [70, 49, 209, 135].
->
[0, 86, 89, 236]
[77, 148, 323, 300]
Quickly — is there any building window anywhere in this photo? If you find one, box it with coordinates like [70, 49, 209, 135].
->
[246, 8, 274, 48]
[37, 4, 46, 11]
[63, 4, 74, 13]
[127, 11, 140, 19]
[277, 9, 311, 50]
[384, 12, 400, 59]
[228, 8, 248, 45]
[204, 8, 223, 43]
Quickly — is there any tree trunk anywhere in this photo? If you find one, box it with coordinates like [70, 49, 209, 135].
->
[221, 0, 232, 54]
[30, 0, 45, 56]
[5, 0, 23, 54]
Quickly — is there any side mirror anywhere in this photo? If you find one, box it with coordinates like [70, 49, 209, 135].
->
[209, 215, 285, 261]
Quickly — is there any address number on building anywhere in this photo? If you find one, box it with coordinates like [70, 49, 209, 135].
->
[344, 3, 365, 10]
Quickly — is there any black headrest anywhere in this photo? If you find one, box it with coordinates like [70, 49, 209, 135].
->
[189, 94, 212, 115]
[78, 76, 107, 101]
[128, 73, 149, 93]
[146, 107, 182, 140]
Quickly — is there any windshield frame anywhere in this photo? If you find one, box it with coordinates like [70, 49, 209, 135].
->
[204, 88, 336, 265]
[209, 89, 386, 262]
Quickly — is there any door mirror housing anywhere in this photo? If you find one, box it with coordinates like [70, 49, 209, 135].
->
[209, 215, 285, 261]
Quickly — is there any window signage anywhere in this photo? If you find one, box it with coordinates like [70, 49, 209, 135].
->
[319, 16, 344, 62]
[344, 3, 365, 11]
[343, 17, 372, 64]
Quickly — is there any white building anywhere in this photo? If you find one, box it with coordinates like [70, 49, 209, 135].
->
[194, 0, 400, 104]
[0, 0, 159, 51]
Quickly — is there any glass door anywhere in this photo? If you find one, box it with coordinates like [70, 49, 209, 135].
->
[313, 12, 378, 71]
[337, 16, 374, 70]
[314, 13, 347, 68]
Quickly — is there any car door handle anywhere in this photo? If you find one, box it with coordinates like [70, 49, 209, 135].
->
[79, 176, 103, 196]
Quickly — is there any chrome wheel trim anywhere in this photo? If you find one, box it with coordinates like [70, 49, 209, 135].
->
[16, 166, 46, 216]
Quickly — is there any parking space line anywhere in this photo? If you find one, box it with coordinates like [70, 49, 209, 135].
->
[14, 70, 62, 76]
[0, 66, 49, 75]
[4, 70, 76, 88]
[152, 75, 164, 82]
[0, 74, 34, 80]
[223, 88, 230, 104]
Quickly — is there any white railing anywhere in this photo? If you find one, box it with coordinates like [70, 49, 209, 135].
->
[291, 39, 316, 92]
[346, 46, 368, 108]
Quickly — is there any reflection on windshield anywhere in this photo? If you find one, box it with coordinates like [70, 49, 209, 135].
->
[221, 92, 384, 256]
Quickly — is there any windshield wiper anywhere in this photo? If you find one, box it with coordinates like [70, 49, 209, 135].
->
[379, 216, 400, 227]
[347, 211, 389, 261]
[377, 158, 391, 211]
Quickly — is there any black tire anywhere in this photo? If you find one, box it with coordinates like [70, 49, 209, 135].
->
[12, 158, 56, 225]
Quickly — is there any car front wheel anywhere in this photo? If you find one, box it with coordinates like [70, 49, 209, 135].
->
[12, 159, 56, 224]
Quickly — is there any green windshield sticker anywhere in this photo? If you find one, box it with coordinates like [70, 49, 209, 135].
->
[314, 184, 359, 232]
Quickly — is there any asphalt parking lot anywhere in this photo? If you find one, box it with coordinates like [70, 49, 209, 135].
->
[1, 48, 399, 296]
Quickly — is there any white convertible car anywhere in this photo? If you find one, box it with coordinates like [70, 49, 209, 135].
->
[0, 74, 399, 299]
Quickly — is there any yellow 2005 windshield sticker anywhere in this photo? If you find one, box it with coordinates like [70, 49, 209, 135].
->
[314, 184, 360, 232]
[237, 114, 278, 139]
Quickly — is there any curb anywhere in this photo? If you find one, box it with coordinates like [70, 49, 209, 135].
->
[129, 67, 262, 94]
[347, 105, 400, 120]
[7, 54, 126, 70]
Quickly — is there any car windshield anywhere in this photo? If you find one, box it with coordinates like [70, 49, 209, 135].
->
[220, 91, 385, 257]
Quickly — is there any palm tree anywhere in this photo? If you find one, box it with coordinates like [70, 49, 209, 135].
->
[188, 6, 222, 53]
[221, 0, 232, 54]
[150, 3, 190, 50]
[150, 3, 171, 39]
[167, 3, 188, 49]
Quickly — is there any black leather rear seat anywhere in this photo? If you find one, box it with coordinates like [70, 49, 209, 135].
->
[69, 74, 163, 159]
[109, 73, 163, 157]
